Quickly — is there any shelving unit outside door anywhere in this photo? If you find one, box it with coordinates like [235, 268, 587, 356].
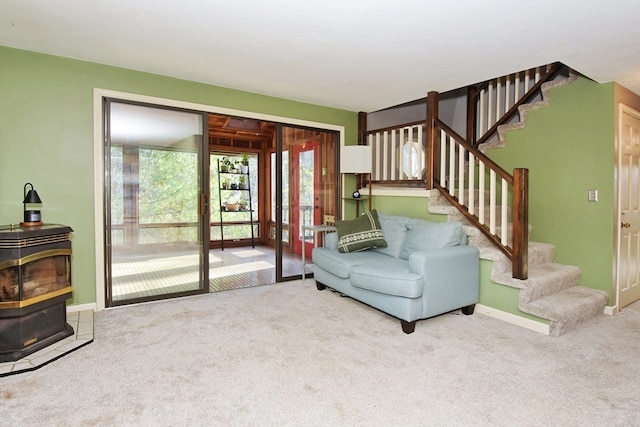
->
[217, 158, 255, 250]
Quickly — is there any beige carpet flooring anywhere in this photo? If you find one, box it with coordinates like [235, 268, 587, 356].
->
[1, 280, 639, 426]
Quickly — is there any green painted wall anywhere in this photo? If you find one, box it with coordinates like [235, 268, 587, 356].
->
[485, 77, 616, 302]
[0, 46, 358, 306]
[478, 260, 549, 324]
[372, 195, 442, 221]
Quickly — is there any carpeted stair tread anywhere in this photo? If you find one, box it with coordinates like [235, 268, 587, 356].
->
[492, 263, 581, 302]
[521, 286, 609, 336]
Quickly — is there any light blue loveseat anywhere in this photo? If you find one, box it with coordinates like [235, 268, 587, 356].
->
[312, 212, 480, 334]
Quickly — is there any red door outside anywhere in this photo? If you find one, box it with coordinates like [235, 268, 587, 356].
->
[291, 140, 321, 257]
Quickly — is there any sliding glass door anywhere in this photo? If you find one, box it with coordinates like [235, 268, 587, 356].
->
[276, 125, 338, 281]
[104, 100, 209, 306]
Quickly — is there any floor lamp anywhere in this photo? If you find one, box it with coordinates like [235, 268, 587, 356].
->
[340, 145, 372, 216]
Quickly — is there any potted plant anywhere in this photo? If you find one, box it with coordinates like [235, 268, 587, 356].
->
[241, 153, 249, 174]
[225, 202, 240, 211]
[220, 157, 232, 173]
[231, 159, 240, 174]
[239, 175, 248, 190]
[221, 178, 230, 189]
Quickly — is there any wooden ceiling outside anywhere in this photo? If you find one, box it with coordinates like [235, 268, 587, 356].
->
[208, 114, 275, 147]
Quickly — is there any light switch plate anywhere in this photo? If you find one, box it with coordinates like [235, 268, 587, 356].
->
[588, 189, 598, 202]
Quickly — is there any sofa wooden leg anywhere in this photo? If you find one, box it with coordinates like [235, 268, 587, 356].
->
[316, 281, 326, 291]
[400, 320, 416, 334]
[461, 304, 476, 315]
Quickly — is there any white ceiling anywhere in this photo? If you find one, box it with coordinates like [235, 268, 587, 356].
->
[1, 0, 639, 112]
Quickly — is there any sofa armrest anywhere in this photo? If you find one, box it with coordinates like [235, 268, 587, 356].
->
[323, 232, 339, 250]
[408, 246, 480, 314]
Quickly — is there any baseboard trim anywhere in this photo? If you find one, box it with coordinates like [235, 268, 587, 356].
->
[603, 305, 617, 315]
[370, 187, 431, 198]
[475, 304, 550, 335]
[67, 303, 97, 313]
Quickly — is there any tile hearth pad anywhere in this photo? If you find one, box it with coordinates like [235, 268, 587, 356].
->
[0, 310, 94, 377]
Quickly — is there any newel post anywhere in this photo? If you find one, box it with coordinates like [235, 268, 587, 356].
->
[426, 91, 439, 190]
[512, 168, 529, 279]
[466, 85, 478, 147]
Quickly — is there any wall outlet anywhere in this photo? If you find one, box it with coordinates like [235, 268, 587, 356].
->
[588, 189, 598, 202]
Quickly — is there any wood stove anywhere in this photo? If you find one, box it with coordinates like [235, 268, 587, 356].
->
[0, 224, 74, 362]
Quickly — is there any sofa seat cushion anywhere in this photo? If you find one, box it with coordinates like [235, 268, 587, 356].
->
[312, 247, 385, 279]
[350, 260, 423, 298]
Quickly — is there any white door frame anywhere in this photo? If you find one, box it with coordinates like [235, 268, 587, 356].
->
[93, 88, 345, 311]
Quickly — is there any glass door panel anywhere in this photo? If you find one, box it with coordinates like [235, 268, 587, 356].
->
[210, 153, 259, 245]
[276, 125, 338, 281]
[105, 101, 208, 306]
[291, 141, 320, 256]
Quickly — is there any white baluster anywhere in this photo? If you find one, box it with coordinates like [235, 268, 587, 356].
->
[383, 131, 389, 181]
[407, 126, 414, 179]
[479, 162, 485, 225]
[479, 89, 486, 136]
[417, 125, 424, 178]
[390, 129, 397, 181]
[458, 144, 465, 204]
[501, 178, 508, 245]
[440, 129, 446, 186]
[468, 152, 475, 216]
[488, 83, 494, 129]
[449, 134, 455, 195]
[375, 132, 382, 181]
[496, 77, 502, 119]
[506, 74, 512, 113]
[368, 134, 374, 180]
[489, 170, 496, 234]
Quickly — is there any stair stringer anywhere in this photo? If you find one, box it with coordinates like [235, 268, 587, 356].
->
[478, 74, 578, 153]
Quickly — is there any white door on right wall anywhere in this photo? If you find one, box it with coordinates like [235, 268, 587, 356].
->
[617, 105, 640, 309]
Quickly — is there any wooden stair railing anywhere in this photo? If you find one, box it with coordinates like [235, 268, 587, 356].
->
[363, 63, 572, 279]
[470, 62, 569, 147]
[427, 91, 529, 279]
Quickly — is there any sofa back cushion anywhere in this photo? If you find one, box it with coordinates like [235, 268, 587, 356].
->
[372, 213, 410, 258]
[399, 219, 463, 260]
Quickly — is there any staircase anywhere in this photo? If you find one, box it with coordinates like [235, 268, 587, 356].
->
[429, 74, 609, 336]
[430, 190, 608, 336]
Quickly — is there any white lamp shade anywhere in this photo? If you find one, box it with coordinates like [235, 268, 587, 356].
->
[340, 145, 372, 173]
